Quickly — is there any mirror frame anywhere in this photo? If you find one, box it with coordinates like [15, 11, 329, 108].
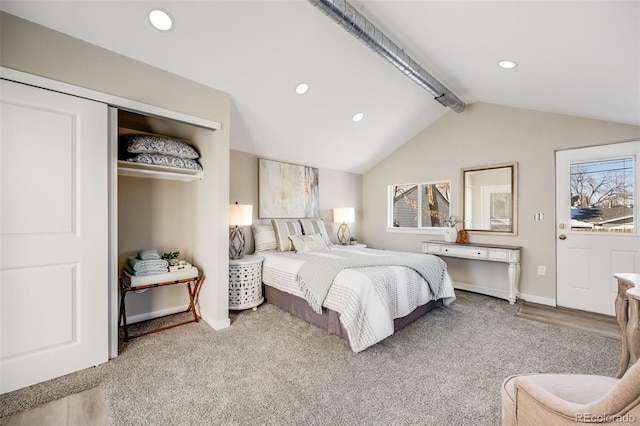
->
[462, 162, 518, 235]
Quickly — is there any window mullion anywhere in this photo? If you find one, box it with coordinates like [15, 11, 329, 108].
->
[417, 184, 422, 228]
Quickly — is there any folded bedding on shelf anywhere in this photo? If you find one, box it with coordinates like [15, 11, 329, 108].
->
[128, 256, 168, 271]
[138, 248, 160, 260]
[126, 257, 168, 276]
[126, 153, 203, 171]
[123, 263, 167, 277]
[122, 266, 199, 287]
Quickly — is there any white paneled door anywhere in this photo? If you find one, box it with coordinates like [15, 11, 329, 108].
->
[1, 80, 108, 393]
[556, 141, 640, 316]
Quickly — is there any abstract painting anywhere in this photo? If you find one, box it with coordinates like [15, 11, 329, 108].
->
[259, 158, 319, 218]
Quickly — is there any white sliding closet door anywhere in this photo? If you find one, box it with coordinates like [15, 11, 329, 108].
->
[1, 79, 108, 394]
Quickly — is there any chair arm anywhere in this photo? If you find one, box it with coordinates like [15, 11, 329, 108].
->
[514, 371, 640, 425]
[514, 379, 588, 424]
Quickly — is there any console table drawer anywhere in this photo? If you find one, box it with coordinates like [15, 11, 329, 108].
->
[424, 244, 442, 254]
[441, 246, 487, 259]
[488, 250, 509, 261]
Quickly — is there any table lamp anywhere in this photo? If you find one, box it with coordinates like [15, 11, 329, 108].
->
[229, 202, 253, 259]
[333, 207, 355, 245]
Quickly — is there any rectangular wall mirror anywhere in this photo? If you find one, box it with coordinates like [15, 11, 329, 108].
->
[462, 162, 518, 235]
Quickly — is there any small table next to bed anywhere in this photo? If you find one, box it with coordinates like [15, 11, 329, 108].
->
[229, 255, 264, 310]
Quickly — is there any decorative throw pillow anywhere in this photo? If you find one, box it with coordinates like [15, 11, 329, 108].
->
[252, 224, 277, 252]
[271, 219, 303, 252]
[289, 234, 328, 253]
[125, 135, 200, 159]
[299, 218, 332, 246]
[126, 153, 203, 171]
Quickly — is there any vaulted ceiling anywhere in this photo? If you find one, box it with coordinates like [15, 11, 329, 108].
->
[2, 1, 638, 174]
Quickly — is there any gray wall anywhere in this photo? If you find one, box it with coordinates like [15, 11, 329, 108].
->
[230, 150, 363, 251]
[363, 102, 640, 304]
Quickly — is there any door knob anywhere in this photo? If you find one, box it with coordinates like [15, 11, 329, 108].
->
[559, 234, 567, 240]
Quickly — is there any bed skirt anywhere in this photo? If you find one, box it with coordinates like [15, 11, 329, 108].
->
[264, 284, 444, 341]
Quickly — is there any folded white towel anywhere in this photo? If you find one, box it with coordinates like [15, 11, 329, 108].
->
[138, 248, 160, 260]
[128, 257, 168, 271]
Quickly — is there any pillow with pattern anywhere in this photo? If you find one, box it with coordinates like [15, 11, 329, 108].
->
[252, 224, 277, 252]
[126, 153, 203, 171]
[271, 219, 303, 252]
[289, 234, 328, 253]
[299, 218, 332, 246]
[125, 135, 200, 159]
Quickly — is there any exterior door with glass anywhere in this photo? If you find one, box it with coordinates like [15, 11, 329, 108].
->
[556, 141, 640, 315]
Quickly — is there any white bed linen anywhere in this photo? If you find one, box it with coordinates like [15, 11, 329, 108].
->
[258, 245, 455, 352]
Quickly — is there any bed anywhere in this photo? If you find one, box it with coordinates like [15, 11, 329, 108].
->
[256, 240, 456, 352]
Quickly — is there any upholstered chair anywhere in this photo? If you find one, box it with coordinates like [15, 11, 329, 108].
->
[501, 362, 640, 425]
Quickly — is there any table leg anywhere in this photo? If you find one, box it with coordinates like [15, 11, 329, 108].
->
[507, 261, 520, 305]
[186, 280, 199, 323]
[615, 278, 632, 378]
[627, 297, 640, 366]
[119, 281, 130, 342]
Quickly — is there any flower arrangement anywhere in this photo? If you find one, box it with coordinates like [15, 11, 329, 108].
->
[443, 214, 461, 229]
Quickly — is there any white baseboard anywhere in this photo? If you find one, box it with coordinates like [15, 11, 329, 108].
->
[126, 304, 190, 324]
[453, 281, 510, 302]
[453, 281, 557, 307]
[201, 313, 231, 330]
[128, 306, 231, 331]
[519, 293, 556, 307]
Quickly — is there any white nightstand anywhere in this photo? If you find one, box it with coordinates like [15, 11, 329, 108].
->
[229, 255, 264, 310]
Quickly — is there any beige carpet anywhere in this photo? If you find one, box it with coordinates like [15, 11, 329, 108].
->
[0, 386, 107, 426]
[0, 291, 622, 425]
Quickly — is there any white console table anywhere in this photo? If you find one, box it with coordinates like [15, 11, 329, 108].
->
[422, 240, 521, 304]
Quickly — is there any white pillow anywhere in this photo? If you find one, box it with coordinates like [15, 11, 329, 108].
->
[252, 224, 277, 252]
[271, 219, 303, 252]
[289, 234, 328, 253]
[299, 218, 332, 246]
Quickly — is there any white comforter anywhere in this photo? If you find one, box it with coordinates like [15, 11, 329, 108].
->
[259, 245, 455, 352]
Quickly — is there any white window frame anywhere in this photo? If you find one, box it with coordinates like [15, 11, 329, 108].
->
[386, 181, 452, 235]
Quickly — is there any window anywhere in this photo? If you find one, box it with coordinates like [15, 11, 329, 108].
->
[388, 181, 451, 231]
[570, 157, 634, 233]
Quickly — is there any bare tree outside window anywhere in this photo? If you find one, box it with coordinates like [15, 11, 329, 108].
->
[570, 158, 634, 232]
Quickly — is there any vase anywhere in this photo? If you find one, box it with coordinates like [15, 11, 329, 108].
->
[444, 227, 457, 242]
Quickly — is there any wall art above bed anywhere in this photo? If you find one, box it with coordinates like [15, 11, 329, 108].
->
[259, 158, 319, 218]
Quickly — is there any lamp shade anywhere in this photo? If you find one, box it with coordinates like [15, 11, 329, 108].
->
[229, 204, 253, 227]
[333, 207, 355, 223]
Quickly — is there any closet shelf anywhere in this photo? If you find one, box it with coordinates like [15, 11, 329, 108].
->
[117, 161, 203, 182]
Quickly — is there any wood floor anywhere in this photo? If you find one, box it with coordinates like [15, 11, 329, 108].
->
[0, 386, 107, 426]
[516, 301, 620, 340]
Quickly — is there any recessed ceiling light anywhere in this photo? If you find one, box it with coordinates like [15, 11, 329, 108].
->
[149, 9, 174, 31]
[498, 60, 518, 69]
[352, 112, 364, 122]
[295, 83, 309, 95]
